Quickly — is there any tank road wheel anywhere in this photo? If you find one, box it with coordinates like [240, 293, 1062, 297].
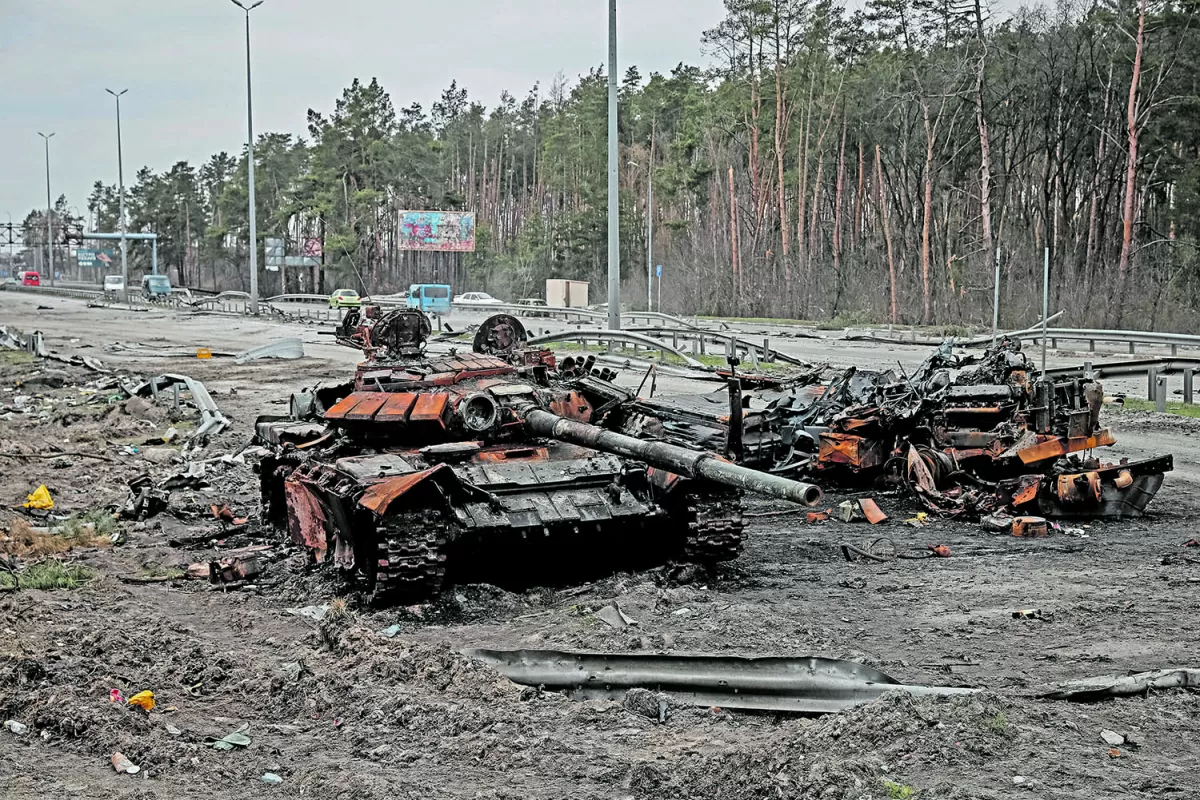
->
[368, 509, 453, 605]
[680, 491, 745, 563]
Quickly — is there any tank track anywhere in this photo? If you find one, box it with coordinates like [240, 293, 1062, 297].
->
[681, 492, 744, 562]
[370, 510, 451, 604]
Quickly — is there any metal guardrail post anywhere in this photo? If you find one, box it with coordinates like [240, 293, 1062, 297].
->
[1089, 339, 1095, 352]
[1148, 368, 1158, 401]
[1129, 342, 1136, 355]
[1172, 344, 1179, 357]
[1185, 369, 1194, 405]
[1157, 377, 1167, 413]
[1084, 360, 1093, 379]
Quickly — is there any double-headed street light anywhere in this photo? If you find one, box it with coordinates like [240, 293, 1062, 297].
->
[37, 132, 55, 285]
[106, 89, 129, 301]
[230, 0, 265, 314]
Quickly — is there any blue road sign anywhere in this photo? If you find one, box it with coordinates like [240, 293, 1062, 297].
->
[656, 264, 662, 278]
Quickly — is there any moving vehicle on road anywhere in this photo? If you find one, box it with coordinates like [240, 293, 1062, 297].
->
[141, 274, 172, 299]
[329, 289, 362, 309]
[103, 275, 125, 298]
[17, 271, 40, 287]
[515, 298, 549, 317]
[453, 291, 504, 307]
[406, 283, 452, 314]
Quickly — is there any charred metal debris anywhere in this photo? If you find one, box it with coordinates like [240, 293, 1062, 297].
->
[252, 309, 1171, 604]
[627, 337, 1172, 520]
[254, 308, 823, 604]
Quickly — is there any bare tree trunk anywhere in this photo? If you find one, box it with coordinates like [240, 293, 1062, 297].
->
[1115, 0, 1147, 324]
[729, 166, 742, 310]
[832, 116, 846, 312]
[775, 61, 789, 260]
[975, 55, 994, 284]
[876, 144, 899, 325]
[919, 93, 935, 325]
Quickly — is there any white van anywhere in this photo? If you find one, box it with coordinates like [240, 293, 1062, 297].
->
[103, 275, 125, 298]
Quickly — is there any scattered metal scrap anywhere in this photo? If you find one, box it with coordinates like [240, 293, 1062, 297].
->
[1041, 668, 1200, 701]
[462, 648, 976, 714]
[626, 337, 1173, 521]
[127, 374, 230, 440]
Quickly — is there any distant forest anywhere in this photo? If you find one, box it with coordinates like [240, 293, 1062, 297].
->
[18, 0, 1200, 329]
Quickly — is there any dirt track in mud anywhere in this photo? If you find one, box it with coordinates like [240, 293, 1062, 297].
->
[2, 294, 1200, 799]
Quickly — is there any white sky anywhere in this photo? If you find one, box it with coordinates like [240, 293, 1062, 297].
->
[0, 0, 729, 223]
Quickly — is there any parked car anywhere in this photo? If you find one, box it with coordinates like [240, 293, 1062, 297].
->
[141, 274, 172, 299]
[103, 275, 125, 298]
[17, 271, 40, 287]
[329, 289, 362, 309]
[453, 291, 504, 307]
[515, 298, 549, 317]
[406, 284, 453, 314]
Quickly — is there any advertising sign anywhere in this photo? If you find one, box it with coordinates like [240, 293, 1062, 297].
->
[398, 211, 476, 252]
[76, 248, 115, 268]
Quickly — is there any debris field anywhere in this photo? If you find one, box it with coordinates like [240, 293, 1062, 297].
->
[1, 296, 1199, 799]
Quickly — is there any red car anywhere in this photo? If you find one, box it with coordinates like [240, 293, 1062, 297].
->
[18, 271, 40, 286]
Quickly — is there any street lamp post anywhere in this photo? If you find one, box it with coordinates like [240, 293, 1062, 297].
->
[37, 132, 55, 286]
[231, 0, 265, 314]
[106, 89, 129, 301]
[629, 161, 653, 312]
[606, 0, 620, 331]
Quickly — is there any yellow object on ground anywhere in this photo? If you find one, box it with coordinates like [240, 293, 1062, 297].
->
[196, 348, 213, 359]
[23, 485, 54, 511]
[127, 691, 155, 711]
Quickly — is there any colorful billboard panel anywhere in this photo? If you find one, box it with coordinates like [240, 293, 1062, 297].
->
[398, 211, 475, 252]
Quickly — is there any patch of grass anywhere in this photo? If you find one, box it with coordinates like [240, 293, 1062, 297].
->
[0, 559, 96, 591]
[697, 315, 815, 327]
[1112, 397, 1200, 418]
[988, 711, 1008, 733]
[59, 510, 119, 542]
[138, 564, 186, 580]
[0, 350, 36, 366]
[882, 779, 916, 799]
[815, 310, 874, 331]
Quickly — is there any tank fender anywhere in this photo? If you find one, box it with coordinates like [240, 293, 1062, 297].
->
[358, 463, 497, 517]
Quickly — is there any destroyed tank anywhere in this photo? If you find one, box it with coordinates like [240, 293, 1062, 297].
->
[255, 309, 822, 603]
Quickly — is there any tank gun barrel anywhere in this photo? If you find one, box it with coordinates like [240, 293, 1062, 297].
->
[524, 409, 823, 507]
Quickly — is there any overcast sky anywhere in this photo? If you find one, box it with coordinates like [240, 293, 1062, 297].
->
[0, 0, 728, 225]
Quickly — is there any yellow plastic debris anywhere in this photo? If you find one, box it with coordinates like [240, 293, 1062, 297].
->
[196, 348, 213, 359]
[127, 691, 155, 712]
[23, 485, 54, 511]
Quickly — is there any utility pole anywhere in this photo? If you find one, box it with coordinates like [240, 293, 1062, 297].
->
[37, 132, 55, 286]
[106, 89, 129, 301]
[647, 164, 653, 312]
[606, 0, 620, 331]
[231, 0, 266, 314]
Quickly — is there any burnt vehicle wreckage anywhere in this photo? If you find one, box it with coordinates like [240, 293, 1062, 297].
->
[625, 338, 1173, 520]
[254, 309, 822, 603]
[254, 308, 1172, 603]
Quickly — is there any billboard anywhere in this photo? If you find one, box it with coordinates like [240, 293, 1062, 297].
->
[398, 211, 475, 252]
[76, 248, 115, 268]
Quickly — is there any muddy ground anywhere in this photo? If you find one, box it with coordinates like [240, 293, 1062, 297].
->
[1, 295, 1199, 799]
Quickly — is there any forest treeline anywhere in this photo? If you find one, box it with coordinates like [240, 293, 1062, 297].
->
[20, 0, 1200, 329]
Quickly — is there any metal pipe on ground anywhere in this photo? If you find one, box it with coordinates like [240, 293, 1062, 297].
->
[524, 409, 823, 506]
[462, 649, 977, 714]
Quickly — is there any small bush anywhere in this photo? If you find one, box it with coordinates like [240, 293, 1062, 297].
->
[882, 779, 915, 799]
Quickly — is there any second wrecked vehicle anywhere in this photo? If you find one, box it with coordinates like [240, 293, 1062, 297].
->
[255, 310, 821, 603]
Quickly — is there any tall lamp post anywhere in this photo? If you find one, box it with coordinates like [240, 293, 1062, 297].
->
[629, 161, 653, 312]
[606, 0, 620, 330]
[230, 0, 265, 314]
[37, 132, 55, 285]
[106, 89, 129, 301]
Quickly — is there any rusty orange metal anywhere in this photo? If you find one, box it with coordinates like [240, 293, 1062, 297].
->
[477, 447, 549, 462]
[548, 390, 594, 423]
[359, 465, 454, 516]
[284, 479, 328, 561]
[1011, 476, 1041, 506]
[818, 433, 884, 471]
[1017, 429, 1117, 465]
[344, 393, 389, 422]
[858, 498, 888, 525]
[1012, 516, 1049, 537]
[325, 392, 368, 421]
[377, 392, 417, 422]
[1055, 471, 1102, 505]
[410, 393, 449, 426]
